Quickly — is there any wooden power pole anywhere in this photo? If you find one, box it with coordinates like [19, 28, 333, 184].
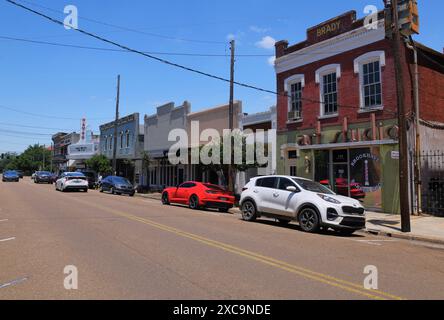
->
[392, 0, 411, 232]
[228, 40, 235, 193]
[112, 75, 120, 175]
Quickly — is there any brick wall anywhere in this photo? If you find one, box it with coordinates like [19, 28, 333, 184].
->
[276, 39, 399, 133]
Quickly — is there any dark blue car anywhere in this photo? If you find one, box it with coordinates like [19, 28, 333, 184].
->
[34, 171, 53, 184]
[2, 170, 20, 182]
[99, 176, 135, 196]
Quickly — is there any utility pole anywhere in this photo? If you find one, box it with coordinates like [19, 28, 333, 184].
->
[228, 40, 235, 193]
[112, 75, 120, 175]
[391, 0, 411, 232]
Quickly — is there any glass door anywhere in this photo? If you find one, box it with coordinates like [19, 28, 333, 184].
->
[332, 149, 350, 197]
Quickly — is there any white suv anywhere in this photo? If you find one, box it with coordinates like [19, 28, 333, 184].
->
[240, 175, 366, 235]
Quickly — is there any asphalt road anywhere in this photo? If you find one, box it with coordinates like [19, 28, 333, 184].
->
[1, 177, 444, 300]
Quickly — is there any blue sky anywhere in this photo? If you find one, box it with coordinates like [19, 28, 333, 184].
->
[0, 0, 442, 153]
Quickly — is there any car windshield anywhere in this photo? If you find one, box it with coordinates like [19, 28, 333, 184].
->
[5, 171, 17, 175]
[292, 178, 335, 195]
[113, 177, 130, 185]
[39, 171, 51, 175]
[66, 172, 84, 176]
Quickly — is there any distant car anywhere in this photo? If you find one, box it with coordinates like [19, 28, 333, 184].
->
[99, 176, 135, 196]
[319, 178, 366, 199]
[240, 175, 366, 235]
[55, 172, 88, 192]
[50, 173, 58, 184]
[15, 170, 24, 179]
[2, 171, 20, 182]
[34, 171, 53, 184]
[162, 182, 235, 212]
[77, 170, 97, 189]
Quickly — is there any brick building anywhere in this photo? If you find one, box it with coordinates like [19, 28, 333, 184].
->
[274, 10, 444, 213]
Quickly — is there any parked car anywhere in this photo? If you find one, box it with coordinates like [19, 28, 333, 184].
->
[240, 175, 366, 235]
[15, 170, 24, 179]
[34, 171, 53, 184]
[162, 182, 235, 212]
[2, 170, 20, 182]
[55, 172, 88, 192]
[99, 176, 135, 196]
[77, 170, 97, 189]
[50, 173, 58, 184]
[319, 178, 366, 199]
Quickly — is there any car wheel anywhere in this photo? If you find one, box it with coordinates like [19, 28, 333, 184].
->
[111, 187, 116, 195]
[129, 192, 135, 197]
[189, 195, 199, 210]
[241, 200, 257, 222]
[218, 208, 229, 213]
[298, 207, 320, 233]
[99, 186, 104, 193]
[161, 192, 170, 205]
[84, 188, 88, 193]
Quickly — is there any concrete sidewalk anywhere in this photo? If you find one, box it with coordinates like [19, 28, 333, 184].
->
[364, 211, 444, 244]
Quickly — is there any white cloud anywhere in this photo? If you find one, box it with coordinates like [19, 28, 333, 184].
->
[268, 56, 276, 67]
[249, 25, 269, 33]
[256, 36, 276, 50]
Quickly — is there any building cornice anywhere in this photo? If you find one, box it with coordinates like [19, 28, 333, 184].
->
[275, 20, 385, 74]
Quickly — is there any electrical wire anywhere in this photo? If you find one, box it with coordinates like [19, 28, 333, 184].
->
[0, 35, 272, 57]
[5, 0, 400, 117]
[0, 104, 111, 121]
[0, 121, 75, 131]
[18, 0, 226, 45]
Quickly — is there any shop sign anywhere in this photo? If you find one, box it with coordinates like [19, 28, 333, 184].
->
[391, 151, 400, 159]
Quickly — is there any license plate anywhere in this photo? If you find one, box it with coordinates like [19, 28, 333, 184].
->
[220, 197, 228, 201]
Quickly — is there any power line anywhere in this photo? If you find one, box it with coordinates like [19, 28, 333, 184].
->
[19, 0, 226, 45]
[0, 104, 111, 121]
[0, 35, 352, 58]
[0, 128, 53, 136]
[0, 121, 75, 131]
[5, 0, 398, 117]
[0, 35, 272, 57]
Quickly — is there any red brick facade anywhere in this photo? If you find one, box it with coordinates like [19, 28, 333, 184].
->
[275, 11, 444, 135]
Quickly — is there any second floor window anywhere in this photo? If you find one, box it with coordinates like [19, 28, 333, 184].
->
[126, 131, 131, 148]
[363, 60, 382, 108]
[290, 82, 302, 119]
[321, 72, 338, 115]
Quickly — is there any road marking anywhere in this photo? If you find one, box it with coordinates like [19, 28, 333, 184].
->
[0, 277, 28, 290]
[356, 240, 397, 246]
[0, 237, 15, 242]
[68, 196, 404, 300]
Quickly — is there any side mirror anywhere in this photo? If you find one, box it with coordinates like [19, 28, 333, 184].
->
[286, 186, 297, 193]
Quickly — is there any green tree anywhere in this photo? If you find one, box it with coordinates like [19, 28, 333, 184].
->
[4, 145, 52, 174]
[198, 132, 268, 190]
[85, 155, 112, 175]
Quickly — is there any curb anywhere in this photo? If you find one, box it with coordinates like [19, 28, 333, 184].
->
[134, 193, 162, 201]
[363, 228, 444, 245]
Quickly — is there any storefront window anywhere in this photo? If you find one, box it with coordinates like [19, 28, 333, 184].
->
[350, 147, 382, 210]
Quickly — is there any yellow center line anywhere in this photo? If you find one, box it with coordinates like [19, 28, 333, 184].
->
[64, 194, 404, 300]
